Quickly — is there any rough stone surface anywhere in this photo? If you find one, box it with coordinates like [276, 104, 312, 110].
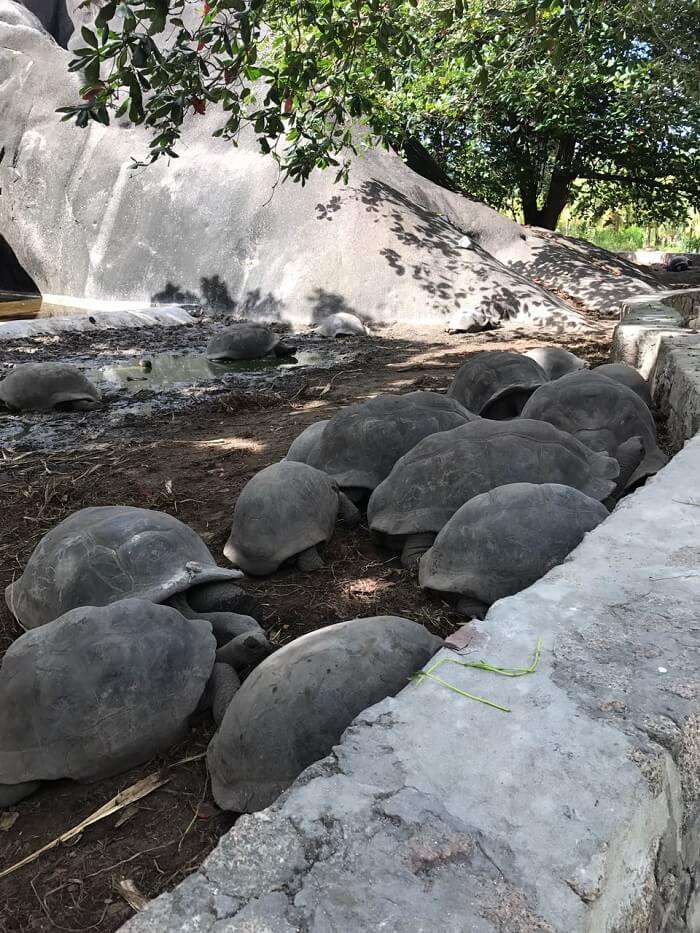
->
[2, 0, 658, 329]
[123, 431, 699, 932]
[612, 291, 700, 450]
[652, 336, 700, 450]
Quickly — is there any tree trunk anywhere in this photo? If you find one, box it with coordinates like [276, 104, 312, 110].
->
[520, 137, 576, 230]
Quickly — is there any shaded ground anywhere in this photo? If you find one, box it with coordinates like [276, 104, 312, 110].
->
[0, 317, 615, 932]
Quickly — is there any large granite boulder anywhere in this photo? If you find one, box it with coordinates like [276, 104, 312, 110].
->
[1, 0, 659, 326]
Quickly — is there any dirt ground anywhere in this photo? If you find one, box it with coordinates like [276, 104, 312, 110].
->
[0, 316, 617, 932]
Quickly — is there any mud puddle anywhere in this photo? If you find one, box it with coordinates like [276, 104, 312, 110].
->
[88, 348, 331, 393]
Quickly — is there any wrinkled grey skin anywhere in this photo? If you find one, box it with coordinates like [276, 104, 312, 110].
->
[315, 312, 368, 337]
[594, 362, 652, 407]
[285, 420, 329, 464]
[0, 362, 101, 412]
[368, 418, 618, 553]
[206, 323, 296, 360]
[207, 616, 442, 812]
[307, 391, 475, 494]
[5, 506, 269, 673]
[419, 483, 609, 615]
[224, 460, 359, 575]
[524, 346, 588, 380]
[521, 371, 666, 490]
[0, 600, 215, 803]
[446, 351, 547, 418]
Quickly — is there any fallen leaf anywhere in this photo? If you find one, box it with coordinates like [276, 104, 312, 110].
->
[0, 811, 18, 831]
[114, 877, 149, 912]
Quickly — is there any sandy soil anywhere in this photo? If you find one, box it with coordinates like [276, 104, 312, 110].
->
[0, 315, 616, 932]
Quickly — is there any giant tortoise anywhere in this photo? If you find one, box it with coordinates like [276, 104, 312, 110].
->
[593, 362, 652, 407]
[306, 391, 475, 502]
[0, 362, 101, 412]
[224, 460, 359, 574]
[419, 483, 609, 618]
[524, 346, 587, 380]
[446, 351, 547, 418]
[315, 312, 368, 337]
[367, 418, 618, 566]
[521, 371, 666, 490]
[206, 323, 296, 361]
[6, 506, 269, 674]
[0, 599, 238, 806]
[207, 616, 441, 812]
[285, 419, 330, 464]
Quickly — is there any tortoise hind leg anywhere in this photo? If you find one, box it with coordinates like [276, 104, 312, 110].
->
[337, 492, 360, 528]
[198, 662, 241, 725]
[0, 780, 41, 807]
[613, 435, 645, 498]
[456, 596, 489, 620]
[400, 533, 436, 569]
[274, 341, 298, 357]
[296, 545, 325, 572]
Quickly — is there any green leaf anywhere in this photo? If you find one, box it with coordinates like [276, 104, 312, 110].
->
[81, 26, 98, 48]
[95, 0, 117, 27]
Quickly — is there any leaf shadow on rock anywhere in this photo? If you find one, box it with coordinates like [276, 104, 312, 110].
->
[151, 277, 284, 321]
[307, 288, 375, 327]
[508, 230, 662, 310]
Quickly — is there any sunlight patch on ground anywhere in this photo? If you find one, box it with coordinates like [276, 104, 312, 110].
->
[190, 436, 266, 453]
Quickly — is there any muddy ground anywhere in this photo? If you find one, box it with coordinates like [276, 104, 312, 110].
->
[0, 314, 618, 932]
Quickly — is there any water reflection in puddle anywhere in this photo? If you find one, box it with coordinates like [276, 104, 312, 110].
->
[89, 349, 331, 393]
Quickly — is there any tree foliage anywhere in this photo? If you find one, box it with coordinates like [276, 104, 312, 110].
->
[61, 0, 700, 227]
[391, 0, 700, 227]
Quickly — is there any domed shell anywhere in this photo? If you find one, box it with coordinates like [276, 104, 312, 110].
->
[447, 351, 547, 418]
[5, 506, 242, 630]
[368, 418, 618, 537]
[316, 312, 368, 337]
[207, 616, 441, 812]
[521, 371, 666, 486]
[0, 600, 215, 786]
[224, 461, 340, 575]
[206, 324, 280, 360]
[524, 346, 587, 380]
[593, 363, 651, 407]
[0, 362, 101, 412]
[307, 391, 475, 492]
[285, 420, 329, 463]
[419, 483, 608, 606]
